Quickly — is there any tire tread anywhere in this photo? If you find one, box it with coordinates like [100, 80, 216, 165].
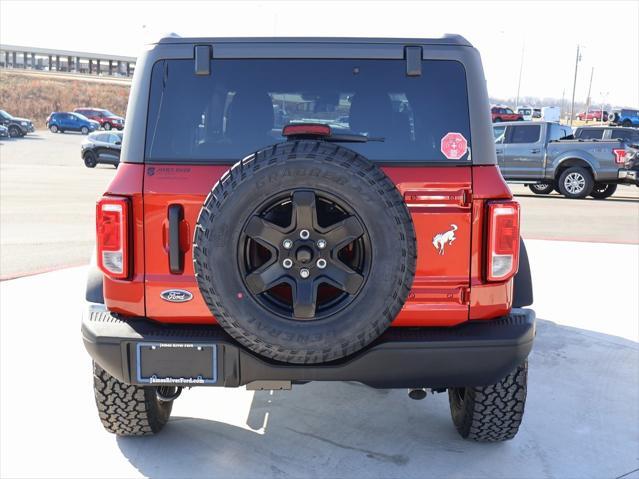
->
[92, 362, 171, 436]
[449, 361, 528, 442]
[192, 141, 416, 364]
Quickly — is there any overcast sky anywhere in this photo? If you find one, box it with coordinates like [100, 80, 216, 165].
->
[1, 0, 638, 107]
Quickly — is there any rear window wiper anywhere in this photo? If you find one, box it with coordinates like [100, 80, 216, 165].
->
[282, 123, 384, 143]
[324, 134, 385, 143]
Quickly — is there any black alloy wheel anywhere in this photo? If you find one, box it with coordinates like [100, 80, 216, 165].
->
[239, 189, 370, 320]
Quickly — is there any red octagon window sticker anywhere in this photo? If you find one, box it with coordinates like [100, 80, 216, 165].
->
[440, 132, 468, 160]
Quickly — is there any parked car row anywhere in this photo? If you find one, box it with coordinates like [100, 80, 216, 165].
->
[46, 107, 125, 135]
[491, 105, 560, 123]
[0, 106, 125, 140]
[575, 108, 639, 127]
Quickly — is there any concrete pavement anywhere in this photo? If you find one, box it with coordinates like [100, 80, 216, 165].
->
[1, 239, 637, 479]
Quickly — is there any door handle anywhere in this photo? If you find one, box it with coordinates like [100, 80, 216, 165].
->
[531, 149, 540, 153]
[168, 204, 184, 274]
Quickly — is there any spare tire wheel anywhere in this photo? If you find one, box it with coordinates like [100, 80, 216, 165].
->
[193, 141, 416, 364]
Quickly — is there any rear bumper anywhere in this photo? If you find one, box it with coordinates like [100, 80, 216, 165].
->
[618, 169, 639, 185]
[82, 305, 535, 389]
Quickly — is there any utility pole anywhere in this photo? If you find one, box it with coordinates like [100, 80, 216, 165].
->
[561, 88, 566, 120]
[569, 45, 582, 126]
[600, 91, 609, 123]
[515, 41, 525, 108]
[585, 67, 594, 122]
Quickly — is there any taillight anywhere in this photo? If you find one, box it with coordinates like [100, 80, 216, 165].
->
[96, 196, 130, 279]
[613, 149, 627, 164]
[486, 201, 520, 282]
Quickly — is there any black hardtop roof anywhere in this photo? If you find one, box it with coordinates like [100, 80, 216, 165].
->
[154, 34, 472, 47]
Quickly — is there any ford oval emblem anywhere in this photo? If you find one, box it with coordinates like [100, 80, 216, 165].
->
[160, 289, 193, 303]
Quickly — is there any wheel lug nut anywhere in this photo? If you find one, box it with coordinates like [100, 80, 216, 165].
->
[317, 259, 327, 269]
[300, 268, 310, 279]
[299, 229, 310, 240]
[282, 239, 293, 250]
[316, 239, 327, 249]
[282, 258, 293, 269]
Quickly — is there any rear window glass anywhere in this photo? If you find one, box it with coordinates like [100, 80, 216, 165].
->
[610, 130, 639, 142]
[548, 123, 573, 141]
[145, 59, 471, 163]
[508, 125, 540, 143]
[576, 129, 604, 140]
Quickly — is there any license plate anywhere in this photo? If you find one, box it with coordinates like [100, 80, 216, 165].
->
[136, 342, 217, 385]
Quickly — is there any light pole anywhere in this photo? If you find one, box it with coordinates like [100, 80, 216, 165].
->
[569, 45, 582, 126]
[600, 91, 609, 123]
[585, 67, 594, 122]
[515, 41, 525, 109]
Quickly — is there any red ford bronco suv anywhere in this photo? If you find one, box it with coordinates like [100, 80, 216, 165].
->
[82, 35, 535, 442]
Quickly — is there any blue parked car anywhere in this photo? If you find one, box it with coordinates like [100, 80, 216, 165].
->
[46, 112, 100, 135]
[609, 108, 639, 127]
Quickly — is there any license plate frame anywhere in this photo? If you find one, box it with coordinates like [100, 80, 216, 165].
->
[136, 342, 217, 385]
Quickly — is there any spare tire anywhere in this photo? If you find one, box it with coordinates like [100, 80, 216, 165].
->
[193, 141, 416, 364]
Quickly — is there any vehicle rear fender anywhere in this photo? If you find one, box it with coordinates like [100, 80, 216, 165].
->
[552, 154, 597, 180]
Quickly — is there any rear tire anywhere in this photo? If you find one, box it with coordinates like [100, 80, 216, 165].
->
[558, 166, 594, 199]
[529, 183, 554, 195]
[92, 362, 174, 436]
[103, 122, 112, 131]
[622, 120, 632, 127]
[448, 361, 528, 442]
[81, 126, 89, 135]
[590, 183, 617, 199]
[8, 125, 21, 137]
[84, 152, 97, 168]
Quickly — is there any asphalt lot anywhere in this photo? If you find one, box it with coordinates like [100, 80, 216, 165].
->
[0, 131, 114, 279]
[1, 240, 637, 479]
[1, 130, 638, 279]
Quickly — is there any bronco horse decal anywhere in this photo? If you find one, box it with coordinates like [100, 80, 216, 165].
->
[432, 224, 458, 255]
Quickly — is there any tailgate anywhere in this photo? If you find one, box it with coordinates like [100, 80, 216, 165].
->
[143, 165, 472, 326]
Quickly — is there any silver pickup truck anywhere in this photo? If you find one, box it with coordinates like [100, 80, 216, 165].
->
[493, 121, 629, 199]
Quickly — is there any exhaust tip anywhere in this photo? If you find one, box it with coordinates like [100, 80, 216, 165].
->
[408, 388, 427, 400]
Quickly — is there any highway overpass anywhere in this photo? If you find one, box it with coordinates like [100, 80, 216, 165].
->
[0, 44, 136, 77]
